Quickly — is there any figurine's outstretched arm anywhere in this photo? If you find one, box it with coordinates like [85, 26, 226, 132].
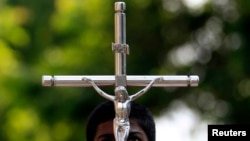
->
[130, 77, 163, 101]
[82, 77, 114, 101]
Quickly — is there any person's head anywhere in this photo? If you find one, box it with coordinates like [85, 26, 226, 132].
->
[86, 101, 156, 141]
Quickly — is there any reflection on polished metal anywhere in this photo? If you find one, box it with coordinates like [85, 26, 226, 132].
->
[41, 2, 199, 141]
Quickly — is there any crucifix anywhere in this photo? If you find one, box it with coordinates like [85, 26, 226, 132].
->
[42, 2, 199, 141]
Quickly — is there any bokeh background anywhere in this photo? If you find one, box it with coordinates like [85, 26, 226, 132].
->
[1, 0, 250, 140]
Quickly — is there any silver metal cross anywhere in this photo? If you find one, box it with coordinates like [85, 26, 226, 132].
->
[42, 2, 199, 141]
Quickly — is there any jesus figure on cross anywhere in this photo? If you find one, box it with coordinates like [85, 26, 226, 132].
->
[82, 77, 163, 141]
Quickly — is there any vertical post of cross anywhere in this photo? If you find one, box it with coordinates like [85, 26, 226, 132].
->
[112, 2, 131, 141]
[113, 2, 129, 87]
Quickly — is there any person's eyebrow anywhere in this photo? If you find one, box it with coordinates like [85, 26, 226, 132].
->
[128, 131, 144, 138]
[129, 131, 143, 135]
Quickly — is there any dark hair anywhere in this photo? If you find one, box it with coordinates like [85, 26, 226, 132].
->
[86, 101, 156, 141]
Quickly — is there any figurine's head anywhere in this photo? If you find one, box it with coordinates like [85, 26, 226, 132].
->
[86, 101, 156, 141]
[114, 86, 129, 102]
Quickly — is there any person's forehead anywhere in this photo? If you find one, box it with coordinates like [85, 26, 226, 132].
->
[94, 119, 146, 138]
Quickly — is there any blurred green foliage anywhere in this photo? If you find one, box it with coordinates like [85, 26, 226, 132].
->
[0, 0, 250, 140]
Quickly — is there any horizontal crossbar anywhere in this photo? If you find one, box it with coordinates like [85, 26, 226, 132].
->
[42, 75, 199, 87]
